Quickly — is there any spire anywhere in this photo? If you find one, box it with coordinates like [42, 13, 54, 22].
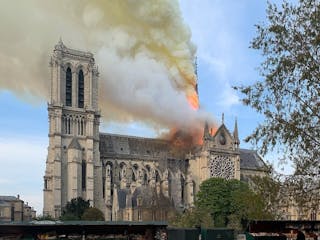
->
[195, 56, 198, 77]
[233, 118, 240, 146]
[194, 57, 198, 95]
[55, 37, 65, 50]
[222, 113, 225, 125]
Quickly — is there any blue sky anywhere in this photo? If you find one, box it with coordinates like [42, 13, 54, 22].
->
[0, 0, 292, 214]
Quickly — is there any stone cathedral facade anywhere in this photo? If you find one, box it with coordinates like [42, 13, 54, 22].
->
[43, 41, 268, 220]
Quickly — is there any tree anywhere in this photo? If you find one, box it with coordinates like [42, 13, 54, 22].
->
[195, 178, 272, 230]
[280, 175, 320, 220]
[234, 0, 320, 177]
[82, 207, 105, 221]
[195, 178, 230, 227]
[169, 208, 214, 228]
[60, 197, 90, 221]
[250, 172, 320, 220]
[250, 175, 283, 219]
[35, 215, 55, 221]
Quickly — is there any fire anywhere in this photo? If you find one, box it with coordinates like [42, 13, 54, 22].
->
[162, 88, 204, 149]
[163, 123, 204, 150]
[162, 78, 215, 148]
[164, 128, 202, 157]
[161, 119, 219, 157]
[187, 92, 199, 110]
[210, 127, 217, 136]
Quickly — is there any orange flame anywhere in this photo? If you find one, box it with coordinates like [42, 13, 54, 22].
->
[210, 127, 216, 136]
[163, 127, 203, 155]
[187, 92, 199, 110]
[161, 78, 215, 149]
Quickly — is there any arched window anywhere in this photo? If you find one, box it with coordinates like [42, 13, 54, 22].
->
[181, 175, 185, 204]
[168, 172, 172, 197]
[78, 69, 84, 108]
[82, 160, 86, 190]
[44, 178, 48, 190]
[144, 173, 148, 184]
[155, 171, 160, 183]
[102, 176, 105, 198]
[66, 67, 72, 106]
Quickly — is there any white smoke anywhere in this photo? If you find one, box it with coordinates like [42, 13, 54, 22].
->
[0, 0, 214, 132]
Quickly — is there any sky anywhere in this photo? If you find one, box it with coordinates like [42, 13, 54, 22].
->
[0, 0, 292, 214]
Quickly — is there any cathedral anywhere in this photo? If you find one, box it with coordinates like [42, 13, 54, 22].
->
[43, 41, 268, 220]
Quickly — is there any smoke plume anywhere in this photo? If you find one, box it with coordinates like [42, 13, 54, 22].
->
[0, 0, 214, 138]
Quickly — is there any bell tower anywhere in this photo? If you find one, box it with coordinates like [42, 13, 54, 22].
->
[43, 40, 103, 218]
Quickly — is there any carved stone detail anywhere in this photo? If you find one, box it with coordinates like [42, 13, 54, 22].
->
[209, 155, 235, 179]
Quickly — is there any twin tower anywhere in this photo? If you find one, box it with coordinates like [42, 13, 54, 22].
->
[43, 41, 103, 217]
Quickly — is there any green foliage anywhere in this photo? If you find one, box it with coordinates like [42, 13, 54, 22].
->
[60, 212, 79, 221]
[35, 215, 55, 221]
[250, 175, 282, 219]
[196, 178, 230, 226]
[60, 197, 90, 221]
[280, 175, 320, 219]
[251, 174, 320, 220]
[82, 207, 105, 221]
[234, 0, 320, 177]
[60, 198, 105, 221]
[195, 178, 272, 230]
[169, 208, 214, 228]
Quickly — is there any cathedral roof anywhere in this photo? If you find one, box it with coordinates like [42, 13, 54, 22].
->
[239, 149, 268, 171]
[0, 196, 19, 201]
[99, 133, 173, 159]
[99, 133, 269, 172]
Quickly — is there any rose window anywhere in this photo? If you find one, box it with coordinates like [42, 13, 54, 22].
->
[209, 155, 235, 179]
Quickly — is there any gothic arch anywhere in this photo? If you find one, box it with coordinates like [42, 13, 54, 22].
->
[137, 163, 149, 179]
[131, 171, 137, 181]
[61, 62, 73, 72]
[180, 173, 185, 204]
[130, 164, 140, 181]
[132, 163, 139, 169]
[105, 161, 113, 170]
[65, 67, 72, 107]
[145, 164, 151, 172]
[74, 63, 84, 72]
[177, 170, 186, 180]
[136, 162, 145, 171]
[167, 169, 174, 179]
[119, 162, 127, 180]
[78, 69, 84, 108]
[133, 164, 149, 184]
[167, 170, 173, 198]
[151, 166, 163, 180]
[145, 165, 154, 183]
[119, 162, 126, 168]
[155, 169, 160, 183]
[82, 160, 86, 190]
